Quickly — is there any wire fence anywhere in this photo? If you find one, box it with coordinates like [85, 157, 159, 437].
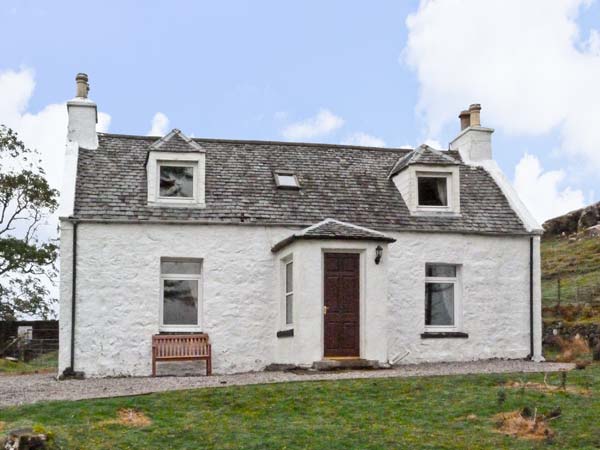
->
[542, 276, 600, 307]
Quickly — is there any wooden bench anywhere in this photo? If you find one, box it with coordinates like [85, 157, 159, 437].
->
[152, 333, 212, 376]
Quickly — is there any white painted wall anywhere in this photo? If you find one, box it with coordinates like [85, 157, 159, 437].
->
[58, 222, 541, 377]
[387, 232, 540, 363]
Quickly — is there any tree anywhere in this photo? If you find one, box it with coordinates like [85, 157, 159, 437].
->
[0, 125, 58, 321]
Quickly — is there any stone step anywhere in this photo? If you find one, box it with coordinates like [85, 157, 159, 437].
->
[312, 359, 388, 371]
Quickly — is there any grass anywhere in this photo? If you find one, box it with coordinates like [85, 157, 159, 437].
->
[541, 235, 600, 306]
[0, 351, 57, 376]
[1, 365, 599, 449]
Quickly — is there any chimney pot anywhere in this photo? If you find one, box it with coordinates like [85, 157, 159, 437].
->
[75, 73, 89, 98]
[459, 110, 470, 131]
[67, 72, 98, 149]
[468, 103, 481, 127]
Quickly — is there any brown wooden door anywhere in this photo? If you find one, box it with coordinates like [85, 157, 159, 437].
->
[324, 253, 360, 357]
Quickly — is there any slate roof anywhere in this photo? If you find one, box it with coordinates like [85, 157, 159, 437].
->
[388, 145, 460, 177]
[72, 132, 530, 235]
[271, 219, 397, 252]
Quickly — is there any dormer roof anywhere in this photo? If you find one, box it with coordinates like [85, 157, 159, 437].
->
[388, 144, 460, 178]
[149, 129, 205, 153]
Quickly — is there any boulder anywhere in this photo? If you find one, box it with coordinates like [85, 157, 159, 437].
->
[578, 204, 600, 231]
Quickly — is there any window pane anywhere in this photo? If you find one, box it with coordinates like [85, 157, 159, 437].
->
[286, 293, 293, 324]
[163, 279, 198, 325]
[160, 165, 194, 198]
[277, 174, 298, 187]
[425, 283, 454, 326]
[426, 264, 456, 278]
[161, 260, 202, 275]
[286, 262, 293, 293]
[418, 177, 448, 206]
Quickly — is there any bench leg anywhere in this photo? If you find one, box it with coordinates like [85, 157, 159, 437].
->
[152, 351, 156, 377]
[207, 357, 212, 376]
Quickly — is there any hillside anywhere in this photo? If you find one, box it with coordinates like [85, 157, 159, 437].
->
[541, 235, 600, 305]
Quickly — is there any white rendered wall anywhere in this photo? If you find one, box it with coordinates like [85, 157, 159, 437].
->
[386, 232, 540, 364]
[58, 223, 295, 377]
[58, 223, 540, 377]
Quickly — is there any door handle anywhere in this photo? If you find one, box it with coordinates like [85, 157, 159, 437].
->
[323, 305, 329, 315]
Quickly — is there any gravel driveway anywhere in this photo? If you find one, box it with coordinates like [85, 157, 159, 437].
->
[0, 360, 573, 408]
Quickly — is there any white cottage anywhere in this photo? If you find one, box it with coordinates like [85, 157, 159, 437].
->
[58, 74, 544, 378]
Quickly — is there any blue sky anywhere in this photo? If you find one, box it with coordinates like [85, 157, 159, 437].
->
[1, 0, 599, 222]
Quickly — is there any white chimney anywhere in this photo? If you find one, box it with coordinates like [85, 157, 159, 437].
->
[66, 73, 98, 150]
[449, 104, 494, 162]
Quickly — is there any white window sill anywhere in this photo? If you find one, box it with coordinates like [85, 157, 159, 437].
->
[159, 326, 203, 333]
[149, 201, 206, 209]
[413, 209, 461, 217]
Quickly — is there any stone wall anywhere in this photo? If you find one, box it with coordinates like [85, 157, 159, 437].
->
[543, 321, 600, 347]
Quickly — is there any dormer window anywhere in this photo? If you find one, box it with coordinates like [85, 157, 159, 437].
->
[159, 163, 196, 199]
[274, 171, 300, 189]
[417, 175, 449, 207]
[146, 129, 206, 207]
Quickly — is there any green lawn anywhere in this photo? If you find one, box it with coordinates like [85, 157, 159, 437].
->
[1, 365, 599, 449]
[0, 351, 57, 376]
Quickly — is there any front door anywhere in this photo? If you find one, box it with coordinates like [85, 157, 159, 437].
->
[324, 253, 360, 357]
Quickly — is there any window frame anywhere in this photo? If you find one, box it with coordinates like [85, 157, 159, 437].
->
[159, 258, 203, 332]
[274, 171, 300, 190]
[281, 255, 294, 330]
[416, 172, 452, 211]
[156, 161, 198, 203]
[424, 263, 461, 333]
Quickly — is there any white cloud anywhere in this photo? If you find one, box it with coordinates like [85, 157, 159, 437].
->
[513, 153, 585, 223]
[341, 132, 386, 147]
[281, 109, 344, 140]
[404, 0, 600, 167]
[0, 68, 111, 190]
[148, 112, 169, 136]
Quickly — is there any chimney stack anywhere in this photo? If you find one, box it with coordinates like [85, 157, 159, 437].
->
[459, 110, 470, 130]
[67, 73, 98, 150]
[468, 103, 481, 127]
[450, 103, 494, 162]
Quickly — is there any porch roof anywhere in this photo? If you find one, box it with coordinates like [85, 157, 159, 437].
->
[271, 219, 396, 252]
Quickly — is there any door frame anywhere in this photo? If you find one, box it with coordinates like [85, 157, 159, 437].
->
[321, 248, 365, 359]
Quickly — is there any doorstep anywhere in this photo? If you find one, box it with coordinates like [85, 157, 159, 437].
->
[312, 358, 389, 371]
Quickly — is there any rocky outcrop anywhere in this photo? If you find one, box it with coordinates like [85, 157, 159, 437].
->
[543, 202, 600, 236]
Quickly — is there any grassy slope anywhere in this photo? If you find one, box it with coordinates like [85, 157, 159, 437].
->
[1, 366, 599, 450]
[541, 235, 600, 305]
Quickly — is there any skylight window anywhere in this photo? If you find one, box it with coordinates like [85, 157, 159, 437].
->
[274, 172, 300, 189]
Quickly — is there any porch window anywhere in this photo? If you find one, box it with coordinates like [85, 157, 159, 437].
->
[424, 264, 460, 331]
[160, 258, 202, 331]
[285, 260, 293, 325]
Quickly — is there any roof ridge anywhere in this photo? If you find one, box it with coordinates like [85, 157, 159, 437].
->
[98, 132, 411, 153]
